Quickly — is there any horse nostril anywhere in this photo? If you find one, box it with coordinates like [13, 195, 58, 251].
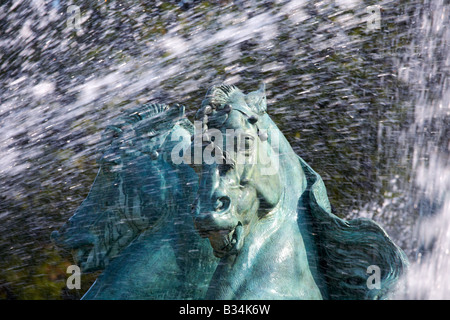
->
[214, 196, 231, 212]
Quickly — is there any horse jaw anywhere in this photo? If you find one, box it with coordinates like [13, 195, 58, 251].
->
[207, 222, 244, 258]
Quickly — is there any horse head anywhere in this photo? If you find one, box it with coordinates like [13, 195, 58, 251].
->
[191, 84, 284, 258]
[52, 103, 195, 272]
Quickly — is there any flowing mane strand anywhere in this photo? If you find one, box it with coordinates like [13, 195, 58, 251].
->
[126, 103, 171, 125]
[102, 103, 171, 140]
[202, 84, 242, 108]
[299, 159, 409, 300]
[98, 103, 189, 163]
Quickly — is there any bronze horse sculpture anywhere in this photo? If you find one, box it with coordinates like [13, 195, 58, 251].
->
[191, 84, 408, 300]
[52, 84, 407, 299]
[52, 103, 218, 299]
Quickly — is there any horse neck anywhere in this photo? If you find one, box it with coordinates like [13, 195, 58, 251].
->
[239, 113, 309, 259]
[206, 117, 320, 299]
[208, 203, 317, 299]
[208, 162, 313, 299]
[259, 114, 307, 202]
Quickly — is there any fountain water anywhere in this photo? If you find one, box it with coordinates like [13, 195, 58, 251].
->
[0, 0, 448, 299]
[393, 0, 450, 299]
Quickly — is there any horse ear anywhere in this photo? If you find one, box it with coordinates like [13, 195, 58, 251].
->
[258, 82, 266, 93]
[255, 82, 267, 114]
[173, 103, 186, 118]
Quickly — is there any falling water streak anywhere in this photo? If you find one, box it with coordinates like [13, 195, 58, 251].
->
[394, 0, 450, 299]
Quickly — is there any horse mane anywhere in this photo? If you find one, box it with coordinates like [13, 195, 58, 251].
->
[299, 158, 409, 300]
[79, 102, 195, 270]
[98, 103, 192, 164]
[125, 103, 171, 124]
[199, 84, 266, 118]
[202, 84, 241, 107]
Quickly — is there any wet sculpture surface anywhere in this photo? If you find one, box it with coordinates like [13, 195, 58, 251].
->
[52, 84, 408, 300]
[52, 103, 218, 299]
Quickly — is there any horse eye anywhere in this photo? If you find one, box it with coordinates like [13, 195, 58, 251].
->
[248, 115, 258, 125]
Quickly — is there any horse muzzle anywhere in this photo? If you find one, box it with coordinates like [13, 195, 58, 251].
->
[193, 209, 244, 258]
[51, 229, 101, 271]
[208, 221, 244, 258]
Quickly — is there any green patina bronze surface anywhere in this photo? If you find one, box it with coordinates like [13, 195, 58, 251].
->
[51, 103, 218, 299]
[52, 84, 408, 300]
